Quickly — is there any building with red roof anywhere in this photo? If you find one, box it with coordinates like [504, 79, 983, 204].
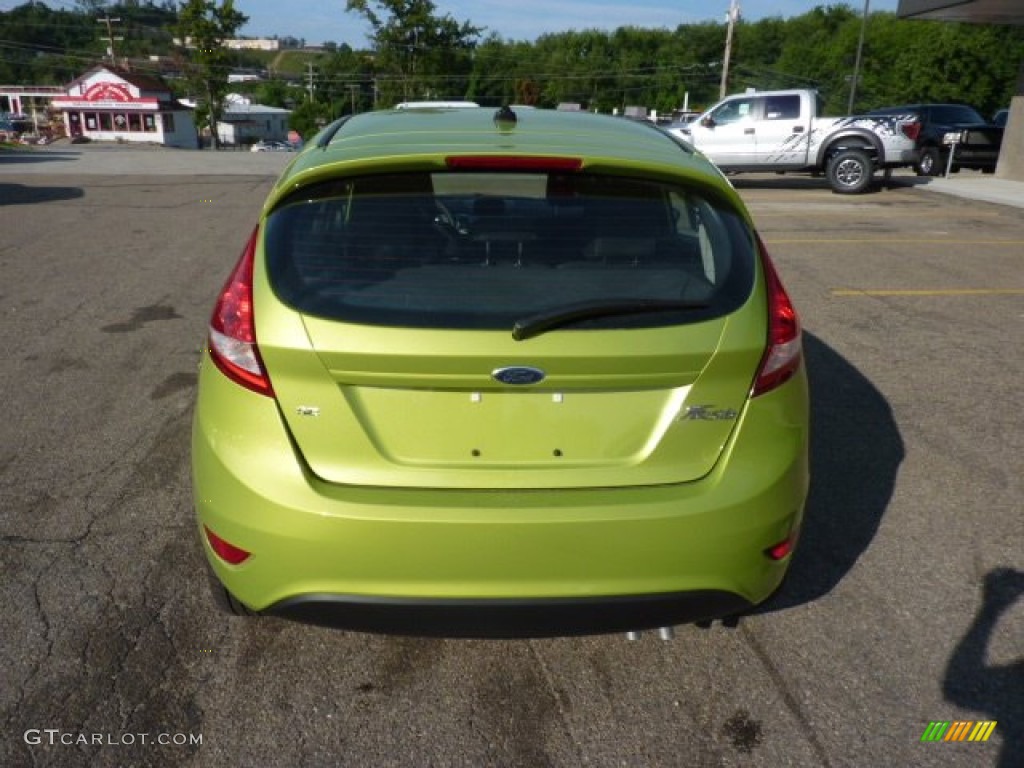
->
[52, 66, 197, 148]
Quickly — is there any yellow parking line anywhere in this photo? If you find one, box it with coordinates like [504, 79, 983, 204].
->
[751, 211, 1004, 218]
[768, 239, 1024, 245]
[832, 289, 1024, 296]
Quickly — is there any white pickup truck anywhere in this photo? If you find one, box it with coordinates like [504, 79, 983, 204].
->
[667, 89, 919, 194]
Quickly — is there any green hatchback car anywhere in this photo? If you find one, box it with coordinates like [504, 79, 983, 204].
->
[192, 105, 809, 637]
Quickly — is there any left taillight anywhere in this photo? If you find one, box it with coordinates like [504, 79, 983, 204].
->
[207, 226, 274, 396]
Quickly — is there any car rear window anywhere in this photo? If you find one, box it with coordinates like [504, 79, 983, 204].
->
[264, 172, 755, 331]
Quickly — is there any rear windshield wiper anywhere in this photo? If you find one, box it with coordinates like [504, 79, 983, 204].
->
[512, 298, 710, 341]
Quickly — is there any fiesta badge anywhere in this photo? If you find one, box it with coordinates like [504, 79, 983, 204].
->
[492, 366, 546, 385]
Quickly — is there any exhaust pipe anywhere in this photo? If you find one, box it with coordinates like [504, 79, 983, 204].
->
[625, 627, 675, 641]
[695, 615, 741, 629]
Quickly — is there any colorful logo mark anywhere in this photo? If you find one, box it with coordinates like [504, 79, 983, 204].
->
[921, 721, 997, 743]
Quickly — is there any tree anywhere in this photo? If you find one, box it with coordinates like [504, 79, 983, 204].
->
[0, 3, 1020, 120]
[317, 46, 376, 115]
[172, 0, 247, 148]
[287, 99, 332, 140]
[0, 3, 100, 84]
[346, 0, 482, 104]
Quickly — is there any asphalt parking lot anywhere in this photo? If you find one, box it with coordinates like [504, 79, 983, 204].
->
[2, 145, 1021, 768]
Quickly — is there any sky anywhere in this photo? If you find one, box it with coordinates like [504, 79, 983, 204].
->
[231, 0, 902, 48]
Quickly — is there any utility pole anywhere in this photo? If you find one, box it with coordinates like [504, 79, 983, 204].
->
[97, 13, 124, 65]
[847, 0, 871, 114]
[306, 62, 315, 102]
[719, 0, 740, 99]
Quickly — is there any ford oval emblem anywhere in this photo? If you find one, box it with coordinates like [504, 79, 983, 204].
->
[492, 366, 546, 385]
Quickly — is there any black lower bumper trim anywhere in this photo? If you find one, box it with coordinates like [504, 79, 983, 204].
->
[263, 591, 753, 638]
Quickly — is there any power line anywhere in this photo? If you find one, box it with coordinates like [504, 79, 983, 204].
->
[97, 12, 123, 64]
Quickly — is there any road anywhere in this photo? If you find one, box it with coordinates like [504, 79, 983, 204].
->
[2, 146, 1021, 768]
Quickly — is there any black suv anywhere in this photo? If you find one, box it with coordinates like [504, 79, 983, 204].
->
[868, 103, 1004, 176]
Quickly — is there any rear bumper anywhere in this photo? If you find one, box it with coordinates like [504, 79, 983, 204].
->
[911, 145, 1000, 170]
[192, 353, 809, 636]
[947, 146, 1000, 170]
[267, 591, 753, 638]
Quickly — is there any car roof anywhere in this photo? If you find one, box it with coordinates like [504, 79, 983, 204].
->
[266, 107, 741, 213]
[723, 89, 811, 98]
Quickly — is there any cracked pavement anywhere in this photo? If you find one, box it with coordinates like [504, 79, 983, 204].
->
[1, 148, 1021, 767]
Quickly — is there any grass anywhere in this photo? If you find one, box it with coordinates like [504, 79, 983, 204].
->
[268, 50, 328, 77]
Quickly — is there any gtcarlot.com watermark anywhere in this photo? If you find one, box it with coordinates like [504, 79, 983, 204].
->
[24, 729, 202, 747]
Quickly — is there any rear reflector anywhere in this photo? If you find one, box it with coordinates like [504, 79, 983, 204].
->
[204, 525, 251, 565]
[445, 155, 583, 172]
[765, 538, 794, 561]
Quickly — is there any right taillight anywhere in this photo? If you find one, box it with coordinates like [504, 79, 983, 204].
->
[752, 236, 801, 397]
[207, 226, 274, 396]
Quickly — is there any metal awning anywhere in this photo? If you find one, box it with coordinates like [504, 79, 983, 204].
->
[898, 0, 1024, 24]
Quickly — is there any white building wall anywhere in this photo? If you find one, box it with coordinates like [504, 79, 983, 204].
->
[216, 105, 291, 145]
[223, 38, 280, 51]
[160, 111, 198, 148]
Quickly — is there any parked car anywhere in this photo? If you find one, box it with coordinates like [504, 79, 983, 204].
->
[193, 106, 809, 637]
[867, 103, 1004, 176]
[668, 89, 919, 194]
[671, 109, 702, 124]
[250, 140, 293, 152]
[992, 109, 1009, 127]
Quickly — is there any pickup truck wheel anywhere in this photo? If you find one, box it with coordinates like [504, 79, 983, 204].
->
[916, 147, 940, 176]
[827, 148, 873, 194]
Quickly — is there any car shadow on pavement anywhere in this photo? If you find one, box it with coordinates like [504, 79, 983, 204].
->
[730, 175, 835, 192]
[0, 182, 83, 205]
[730, 175, 897, 193]
[942, 567, 1024, 767]
[0, 149, 78, 165]
[756, 332, 905, 613]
